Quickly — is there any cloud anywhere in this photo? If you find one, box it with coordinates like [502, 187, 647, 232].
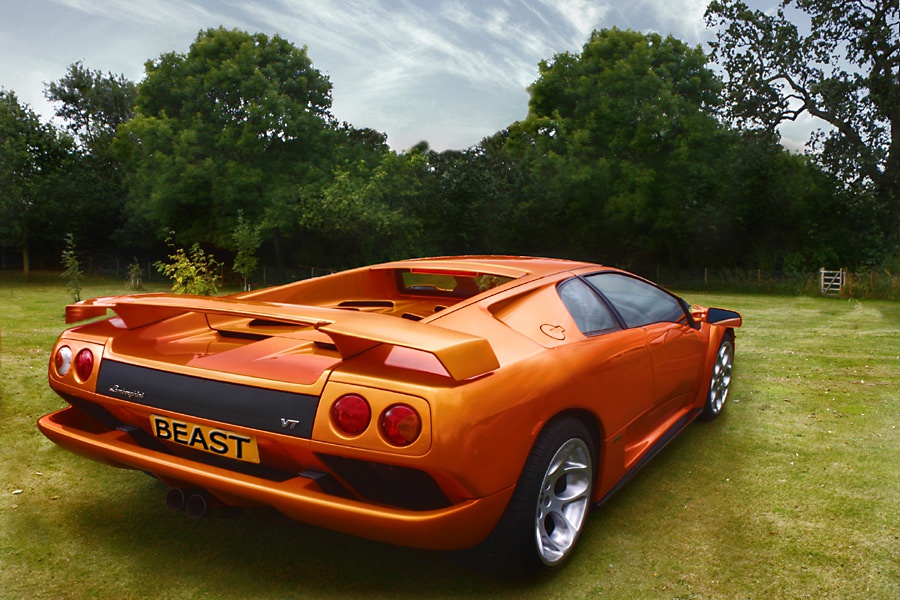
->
[3, 0, 788, 150]
[49, 0, 220, 29]
[538, 0, 610, 42]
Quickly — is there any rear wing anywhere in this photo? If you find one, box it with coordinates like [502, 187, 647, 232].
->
[66, 294, 499, 381]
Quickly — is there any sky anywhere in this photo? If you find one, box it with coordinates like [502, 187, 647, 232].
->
[0, 0, 815, 151]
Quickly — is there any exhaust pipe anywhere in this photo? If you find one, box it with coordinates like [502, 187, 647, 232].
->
[185, 492, 211, 519]
[167, 489, 238, 519]
[165, 487, 186, 512]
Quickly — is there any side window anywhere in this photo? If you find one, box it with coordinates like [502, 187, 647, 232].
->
[585, 273, 685, 328]
[558, 278, 618, 335]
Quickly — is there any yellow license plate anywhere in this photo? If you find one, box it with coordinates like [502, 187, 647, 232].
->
[150, 415, 260, 463]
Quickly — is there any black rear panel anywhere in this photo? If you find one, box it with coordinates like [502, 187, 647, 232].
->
[96, 360, 319, 438]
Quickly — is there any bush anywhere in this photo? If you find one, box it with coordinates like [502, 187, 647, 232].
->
[154, 238, 222, 296]
[126, 258, 143, 290]
[60, 233, 83, 302]
[844, 268, 899, 300]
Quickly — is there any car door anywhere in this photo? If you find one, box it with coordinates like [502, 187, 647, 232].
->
[556, 277, 658, 474]
[583, 273, 706, 443]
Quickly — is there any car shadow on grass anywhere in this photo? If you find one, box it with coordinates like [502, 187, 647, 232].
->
[62, 476, 548, 598]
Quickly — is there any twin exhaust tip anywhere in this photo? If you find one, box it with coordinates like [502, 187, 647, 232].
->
[165, 487, 211, 519]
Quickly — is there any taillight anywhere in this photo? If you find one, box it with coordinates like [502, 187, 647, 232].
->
[73, 348, 94, 381]
[55, 346, 73, 376]
[331, 394, 371, 435]
[380, 404, 421, 446]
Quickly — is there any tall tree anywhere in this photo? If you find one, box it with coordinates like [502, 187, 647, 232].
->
[119, 27, 335, 248]
[0, 90, 75, 275]
[705, 0, 899, 251]
[45, 61, 136, 153]
[46, 63, 138, 257]
[505, 28, 729, 265]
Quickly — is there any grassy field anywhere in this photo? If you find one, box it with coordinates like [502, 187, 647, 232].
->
[1, 273, 897, 599]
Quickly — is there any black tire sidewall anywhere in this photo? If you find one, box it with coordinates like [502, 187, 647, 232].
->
[477, 416, 596, 574]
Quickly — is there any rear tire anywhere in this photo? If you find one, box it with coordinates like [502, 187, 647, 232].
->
[699, 332, 734, 421]
[475, 416, 595, 575]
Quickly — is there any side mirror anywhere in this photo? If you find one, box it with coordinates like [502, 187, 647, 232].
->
[706, 307, 742, 328]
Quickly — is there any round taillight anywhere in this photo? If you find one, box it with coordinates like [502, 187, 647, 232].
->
[331, 394, 371, 436]
[380, 404, 421, 446]
[55, 346, 73, 376]
[73, 348, 94, 381]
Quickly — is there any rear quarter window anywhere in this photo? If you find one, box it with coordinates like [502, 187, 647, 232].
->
[557, 278, 618, 335]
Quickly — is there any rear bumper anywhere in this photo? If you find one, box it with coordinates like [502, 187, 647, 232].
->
[37, 406, 512, 550]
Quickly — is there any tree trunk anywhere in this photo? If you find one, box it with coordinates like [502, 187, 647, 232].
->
[22, 243, 29, 279]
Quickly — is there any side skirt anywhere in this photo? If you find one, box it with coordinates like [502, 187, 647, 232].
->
[595, 408, 701, 507]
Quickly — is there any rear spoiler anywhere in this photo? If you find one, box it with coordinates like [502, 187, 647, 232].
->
[66, 294, 499, 381]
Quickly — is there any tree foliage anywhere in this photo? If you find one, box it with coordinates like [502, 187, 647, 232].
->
[487, 27, 854, 270]
[45, 64, 138, 256]
[0, 90, 76, 275]
[120, 27, 336, 247]
[45, 61, 136, 153]
[500, 29, 730, 265]
[60, 233, 84, 302]
[705, 0, 899, 248]
[1, 24, 894, 276]
[231, 210, 262, 290]
[155, 235, 222, 296]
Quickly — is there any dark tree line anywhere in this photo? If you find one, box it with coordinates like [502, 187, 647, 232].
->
[1, 5, 897, 278]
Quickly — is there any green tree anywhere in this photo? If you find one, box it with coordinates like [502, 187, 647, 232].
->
[705, 0, 899, 254]
[296, 149, 431, 266]
[505, 28, 729, 265]
[46, 63, 138, 257]
[119, 27, 335, 248]
[0, 90, 75, 276]
[231, 210, 262, 291]
[60, 233, 84, 302]
[423, 139, 522, 255]
[46, 62, 136, 152]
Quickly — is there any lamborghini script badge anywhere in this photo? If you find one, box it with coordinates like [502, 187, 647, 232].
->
[107, 384, 145, 400]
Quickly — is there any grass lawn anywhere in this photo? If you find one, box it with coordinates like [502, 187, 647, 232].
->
[1, 273, 897, 599]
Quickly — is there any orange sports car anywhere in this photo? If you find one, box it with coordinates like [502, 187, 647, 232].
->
[38, 256, 741, 572]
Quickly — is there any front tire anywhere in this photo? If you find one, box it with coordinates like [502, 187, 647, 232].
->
[699, 332, 734, 421]
[476, 416, 595, 574]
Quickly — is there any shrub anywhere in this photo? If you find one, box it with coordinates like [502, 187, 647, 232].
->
[125, 258, 143, 290]
[60, 233, 83, 302]
[231, 210, 262, 291]
[154, 237, 222, 296]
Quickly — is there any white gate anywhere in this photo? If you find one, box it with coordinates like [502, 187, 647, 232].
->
[819, 268, 844, 295]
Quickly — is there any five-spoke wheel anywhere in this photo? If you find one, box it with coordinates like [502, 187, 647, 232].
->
[700, 333, 734, 421]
